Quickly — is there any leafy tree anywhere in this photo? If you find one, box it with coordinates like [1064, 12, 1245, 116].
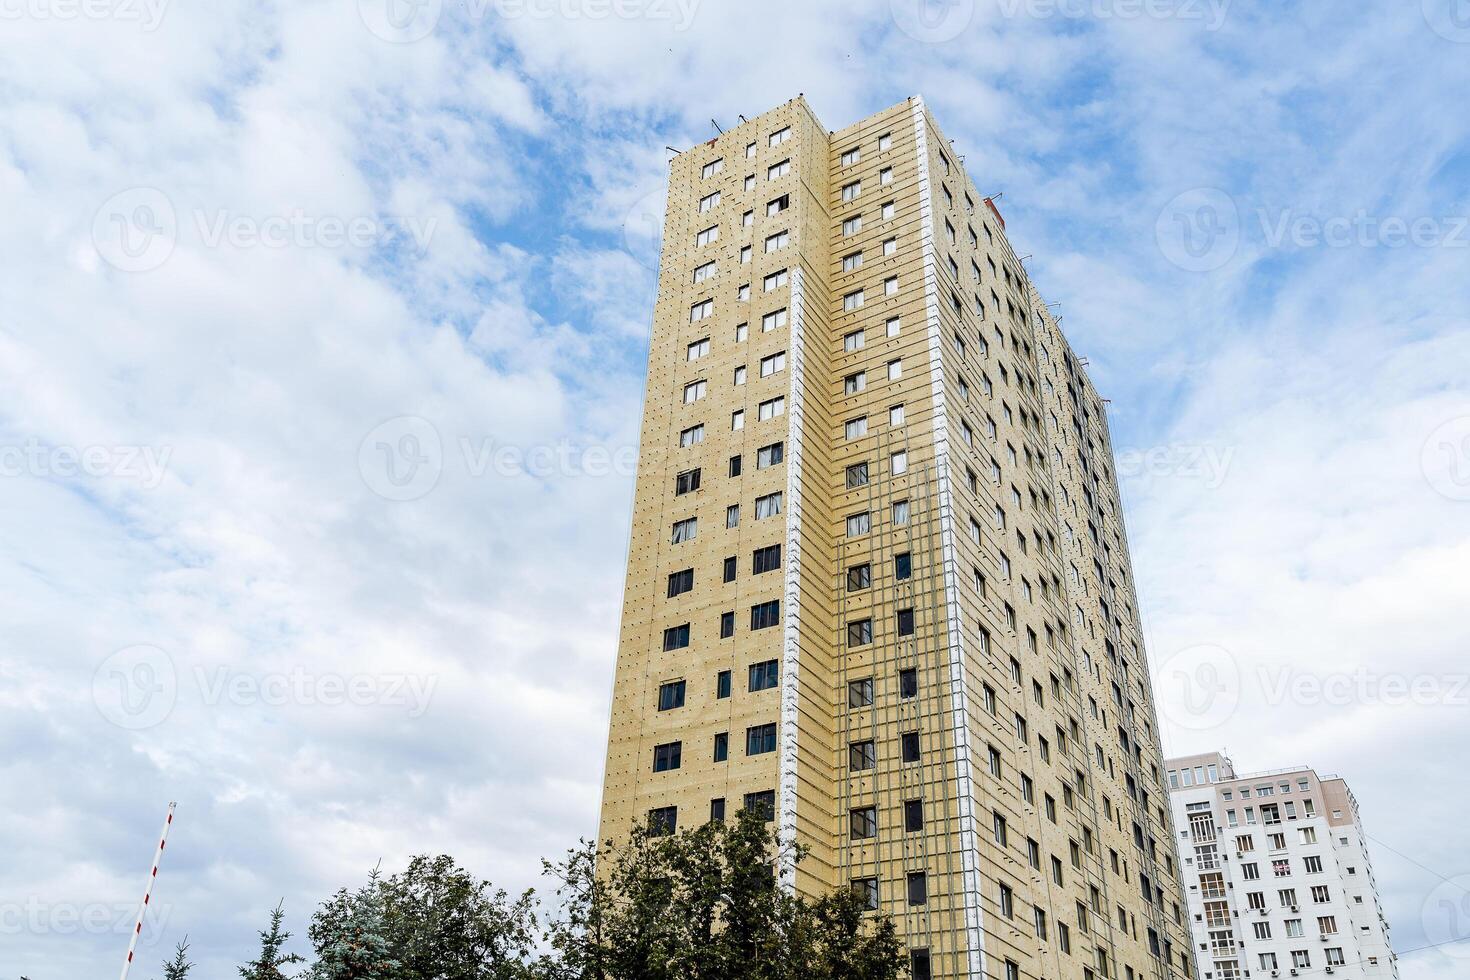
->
[240, 901, 306, 980]
[540, 810, 903, 980]
[158, 938, 193, 980]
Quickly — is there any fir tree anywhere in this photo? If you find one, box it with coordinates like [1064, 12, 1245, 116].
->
[240, 901, 306, 980]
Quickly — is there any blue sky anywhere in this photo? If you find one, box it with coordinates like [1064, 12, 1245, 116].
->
[1, 1, 1468, 977]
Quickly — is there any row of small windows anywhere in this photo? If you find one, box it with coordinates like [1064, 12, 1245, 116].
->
[660, 599, 782, 651]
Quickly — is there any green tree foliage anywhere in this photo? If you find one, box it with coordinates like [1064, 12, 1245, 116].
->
[158, 938, 193, 980]
[186, 813, 905, 980]
[240, 902, 307, 980]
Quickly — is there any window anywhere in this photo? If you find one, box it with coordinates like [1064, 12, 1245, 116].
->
[881, 200, 895, 221]
[730, 409, 744, 431]
[725, 504, 739, 527]
[698, 190, 720, 212]
[746, 141, 757, 159]
[750, 600, 780, 630]
[716, 670, 731, 699]
[901, 731, 921, 763]
[887, 358, 902, 380]
[675, 469, 701, 495]
[849, 677, 874, 707]
[710, 797, 726, 821]
[696, 225, 719, 246]
[905, 798, 924, 832]
[746, 723, 777, 755]
[723, 556, 737, 583]
[850, 806, 877, 839]
[852, 877, 879, 911]
[667, 568, 694, 597]
[882, 236, 896, 256]
[757, 442, 784, 468]
[762, 307, 788, 331]
[843, 214, 863, 235]
[845, 416, 868, 441]
[753, 544, 781, 574]
[763, 269, 788, 292]
[910, 950, 931, 980]
[690, 299, 713, 322]
[754, 491, 782, 519]
[841, 180, 861, 202]
[843, 289, 865, 311]
[896, 607, 915, 636]
[846, 512, 870, 536]
[845, 371, 866, 395]
[891, 450, 908, 475]
[662, 624, 690, 651]
[749, 659, 780, 691]
[701, 158, 723, 178]
[884, 276, 898, 296]
[878, 132, 892, 151]
[769, 126, 790, 147]
[759, 351, 786, 376]
[744, 790, 776, 821]
[879, 166, 893, 185]
[733, 365, 746, 385]
[849, 740, 876, 771]
[845, 329, 865, 352]
[841, 147, 860, 166]
[653, 741, 681, 772]
[671, 517, 697, 543]
[842, 250, 863, 273]
[684, 380, 706, 403]
[845, 461, 869, 488]
[848, 618, 873, 646]
[658, 680, 686, 710]
[758, 396, 785, 421]
[889, 403, 905, 425]
[894, 551, 911, 580]
[768, 159, 791, 180]
[766, 194, 790, 216]
[900, 668, 918, 698]
[907, 872, 927, 906]
[687, 337, 710, 361]
[765, 230, 788, 252]
[740, 245, 751, 264]
[648, 806, 676, 836]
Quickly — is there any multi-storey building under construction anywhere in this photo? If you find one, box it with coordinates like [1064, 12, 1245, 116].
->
[599, 95, 1195, 980]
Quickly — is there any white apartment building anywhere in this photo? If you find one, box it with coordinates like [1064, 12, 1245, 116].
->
[1166, 752, 1397, 980]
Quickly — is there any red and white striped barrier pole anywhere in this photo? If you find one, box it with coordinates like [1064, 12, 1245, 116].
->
[119, 802, 176, 980]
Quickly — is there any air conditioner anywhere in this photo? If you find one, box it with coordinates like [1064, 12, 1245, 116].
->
[1326, 969, 1335, 975]
[1320, 935, 1330, 942]
[1290, 971, 1299, 977]
[1258, 908, 1268, 916]
[1270, 972, 1279, 978]
[1291, 905, 1300, 912]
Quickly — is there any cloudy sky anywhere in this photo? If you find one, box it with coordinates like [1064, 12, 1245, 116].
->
[1, 0, 1467, 976]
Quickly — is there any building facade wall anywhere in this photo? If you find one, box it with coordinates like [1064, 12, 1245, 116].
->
[600, 94, 1196, 980]
[1167, 753, 1399, 980]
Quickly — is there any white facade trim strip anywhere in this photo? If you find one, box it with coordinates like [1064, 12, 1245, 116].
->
[777, 263, 806, 892]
